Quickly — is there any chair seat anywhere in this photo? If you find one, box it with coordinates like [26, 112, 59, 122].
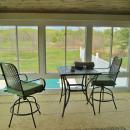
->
[7, 82, 44, 97]
[92, 75, 116, 86]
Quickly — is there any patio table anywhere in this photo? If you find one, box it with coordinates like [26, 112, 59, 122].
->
[58, 66, 101, 117]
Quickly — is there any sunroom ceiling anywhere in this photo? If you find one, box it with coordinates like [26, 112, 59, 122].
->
[0, 0, 130, 15]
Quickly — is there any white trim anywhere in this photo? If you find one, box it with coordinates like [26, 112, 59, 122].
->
[0, 13, 130, 90]
[86, 26, 92, 61]
[65, 26, 67, 66]
[1, 13, 130, 26]
[38, 26, 46, 78]
[16, 26, 20, 71]
[128, 33, 130, 91]
[109, 27, 113, 65]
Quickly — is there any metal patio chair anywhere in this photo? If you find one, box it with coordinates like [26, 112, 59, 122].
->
[89, 56, 122, 114]
[0, 62, 46, 128]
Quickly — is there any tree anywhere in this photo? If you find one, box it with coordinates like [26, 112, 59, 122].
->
[114, 28, 130, 50]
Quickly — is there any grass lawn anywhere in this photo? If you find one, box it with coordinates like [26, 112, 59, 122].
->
[0, 47, 128, 73]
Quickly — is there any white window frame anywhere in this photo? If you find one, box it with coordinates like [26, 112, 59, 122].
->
[0, 13, 130, 91]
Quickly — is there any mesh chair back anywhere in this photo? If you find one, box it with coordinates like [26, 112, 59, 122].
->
[109, 57, 122, 82]
[0, 63, 23, 91]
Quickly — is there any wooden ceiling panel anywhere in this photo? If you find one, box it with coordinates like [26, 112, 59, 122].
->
[0, 0, 130, 14]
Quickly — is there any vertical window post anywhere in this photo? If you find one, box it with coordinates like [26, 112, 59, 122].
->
[85, 26, 92, 61]
[38, 26, 46, 77]
[109, 27, 113, 66]
[128, 31, 130, 90]
[16, 26, 20, 71]
[65, 26, 67, 67]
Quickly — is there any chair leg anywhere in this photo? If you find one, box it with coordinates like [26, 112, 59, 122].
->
[8, 107, 14, 128]
[99, 87, 103, 113]
[98, 88, 102, 113]
[9, 98, 20, 127]
[91, 86, 96, 115]
[9, 96, 41, 128]
[31, 96, 41, 114]
[111, 90, 117, 110]
[26, 98, 36, 128]
[17, 98, 21, 114]
[102, 87, 104, 101]
[112, 98, 117, 110]
[105, 87, 117, 110]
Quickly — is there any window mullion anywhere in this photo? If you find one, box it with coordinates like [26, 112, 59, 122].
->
[128, 32, 130, 90]
[65, 26, 67, 66]
[109, 27, 113, 65]
[38, 26, 46, 77]
[86, 26, 92, 61]
[16, 26, 20, 72]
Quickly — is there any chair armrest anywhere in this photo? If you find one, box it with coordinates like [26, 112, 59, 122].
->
[94, 67, 110, 69]
[94, 67, 110, 74]
[26, 78, 45, 83]
[21, 78, 46, 89]
[19, 73, 28, 81]
[100, 72, 110, 75]
[101, 72, 117, 75]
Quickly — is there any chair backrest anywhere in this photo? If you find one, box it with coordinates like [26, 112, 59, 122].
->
[0, 63, 23, 91]
[109, 56, 122, 82]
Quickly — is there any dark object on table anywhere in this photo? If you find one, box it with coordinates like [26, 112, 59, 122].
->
[74, 61, 94, 70]
[71, 66, 75, 72]
[84, 62, 94, 69]
[74, 61, 83, 70]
